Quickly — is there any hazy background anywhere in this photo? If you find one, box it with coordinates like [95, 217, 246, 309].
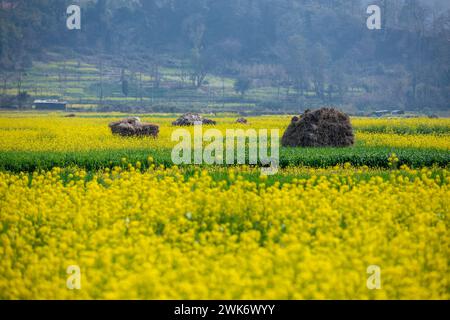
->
[0, 0, 449, 114]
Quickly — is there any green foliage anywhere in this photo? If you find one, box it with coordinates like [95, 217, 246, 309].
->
[234, 77, 252, 97]
[0, 146, 448, 173]
[1, 0, 449, 112]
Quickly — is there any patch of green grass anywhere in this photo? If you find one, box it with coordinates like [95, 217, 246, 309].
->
[0, 146, 448, 172]
[279, 146, 449, 167]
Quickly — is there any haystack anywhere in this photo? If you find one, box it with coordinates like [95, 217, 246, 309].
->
[281, 108, 354, 147]
[236, 118, 248, 124]
[109, 117, 159, 137]
[172, 113, 216, 126]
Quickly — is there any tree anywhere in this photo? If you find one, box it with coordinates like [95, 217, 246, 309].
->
[121, 68, 129, 97]
[151, 62, 161, 89]
[17, 91, 30, 109]
[309, 44, 330, 100]
[189, 47, 213, 88]
[283, 35, 309, 99]
[234, 77, 251, 97]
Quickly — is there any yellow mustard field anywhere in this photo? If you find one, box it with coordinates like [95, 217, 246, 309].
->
[0, 114, 449, 151]
[0, 164, 448, 300]
[0, 113, 449, 300]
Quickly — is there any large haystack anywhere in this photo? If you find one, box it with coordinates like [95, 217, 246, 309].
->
[109, 117, 159, 137]
[172, 113, 216, 126]
[281, 108, 354, 147]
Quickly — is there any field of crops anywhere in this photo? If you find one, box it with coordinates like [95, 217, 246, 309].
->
[0, 114, 449, 171]
[0, 113, 449, 299]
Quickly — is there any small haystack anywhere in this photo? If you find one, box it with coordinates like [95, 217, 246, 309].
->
[172, 113, 216, 126]
[109, 117, 159, 137]
[281, 108, 354, 147]
[236, 118, 248, 124]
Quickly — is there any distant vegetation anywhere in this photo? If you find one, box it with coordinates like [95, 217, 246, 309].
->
[0, 0, 449, 114]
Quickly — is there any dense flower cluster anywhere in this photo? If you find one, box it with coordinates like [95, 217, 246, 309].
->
[0, 114, 448, 300]
[359, 132, 450, 150]
[354, 117, 450, 134]
[0, 114, 448, 152]
[0, 165, 448, 299]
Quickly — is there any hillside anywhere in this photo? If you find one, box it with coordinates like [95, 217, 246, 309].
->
[0, 0, 449, 113]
